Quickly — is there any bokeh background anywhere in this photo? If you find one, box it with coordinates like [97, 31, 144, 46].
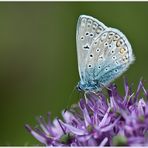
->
[0, 2, 148, 146]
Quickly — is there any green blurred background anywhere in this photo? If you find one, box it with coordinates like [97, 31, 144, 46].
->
[0, 2, 148, 146]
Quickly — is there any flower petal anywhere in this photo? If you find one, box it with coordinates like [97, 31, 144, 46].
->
[97, 107, 110, 129]
[99, 137, 108, 146]
[62, 123, 86, 135]
[100, 117, 120, 132]
[83, 107, 91, 126]
[25, 125, 47, 145]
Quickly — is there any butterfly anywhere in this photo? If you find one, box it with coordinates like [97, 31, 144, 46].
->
[76, 15, 135, 93]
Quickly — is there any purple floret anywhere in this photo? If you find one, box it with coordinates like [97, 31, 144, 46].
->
[25, 79, 148, 146]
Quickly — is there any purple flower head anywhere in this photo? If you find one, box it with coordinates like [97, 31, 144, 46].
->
[25, 79, 148, 146]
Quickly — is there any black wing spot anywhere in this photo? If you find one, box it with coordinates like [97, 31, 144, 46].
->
[90, 54, 93, 58]
[99, 26, 103, 31]
[85, 32, 89, 36]
[88, 64, 92, 68]
[83, 45, 90, 50]
[96, 48, 100, 52]
[94, 42, 97, 45]
[114, 69, 118, 73]
[104, 42, 108, 46]
[100, 56, 103, 60]
[81, 36, 84, 40]
[109, 32, 113, 36]
[109, 44, 112, 48]
[103, 33, 107, 37]
[116, 61, 119, 65]
[112, 56, 116, 60]
[90, 33, 94, 37]
[111, 50, 114, 54]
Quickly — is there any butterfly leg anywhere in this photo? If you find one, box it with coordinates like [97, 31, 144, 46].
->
[84, 91, 90, 103]
[100, 82, 112, 91]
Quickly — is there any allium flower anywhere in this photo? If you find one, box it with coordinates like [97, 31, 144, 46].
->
[25, 79, 148, 146]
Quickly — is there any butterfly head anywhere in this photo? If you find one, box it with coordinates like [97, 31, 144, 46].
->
[76, 81, 84, 91]
[76, 85, 82, 91]
[77, 80, 97, 92]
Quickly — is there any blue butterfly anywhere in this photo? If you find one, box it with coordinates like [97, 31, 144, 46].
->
[76, 15, 135, 92]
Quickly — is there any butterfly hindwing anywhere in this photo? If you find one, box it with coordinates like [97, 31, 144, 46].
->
[85, 28, 134, 90]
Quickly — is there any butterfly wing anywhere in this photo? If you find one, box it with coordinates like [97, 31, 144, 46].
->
[76, 15, 107, 82]
[85, 27, 135, 91]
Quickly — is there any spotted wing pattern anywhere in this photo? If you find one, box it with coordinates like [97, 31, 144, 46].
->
[76, 15, 134, 92]
[76, 15, 107, 81]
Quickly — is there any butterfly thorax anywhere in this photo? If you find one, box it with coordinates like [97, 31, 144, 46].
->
[77, 80, 101, 92]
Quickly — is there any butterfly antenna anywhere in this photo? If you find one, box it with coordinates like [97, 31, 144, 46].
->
[65, 85, 78, 112]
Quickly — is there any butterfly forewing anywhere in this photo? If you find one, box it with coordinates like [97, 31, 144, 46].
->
[76, 15, 107, 81]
